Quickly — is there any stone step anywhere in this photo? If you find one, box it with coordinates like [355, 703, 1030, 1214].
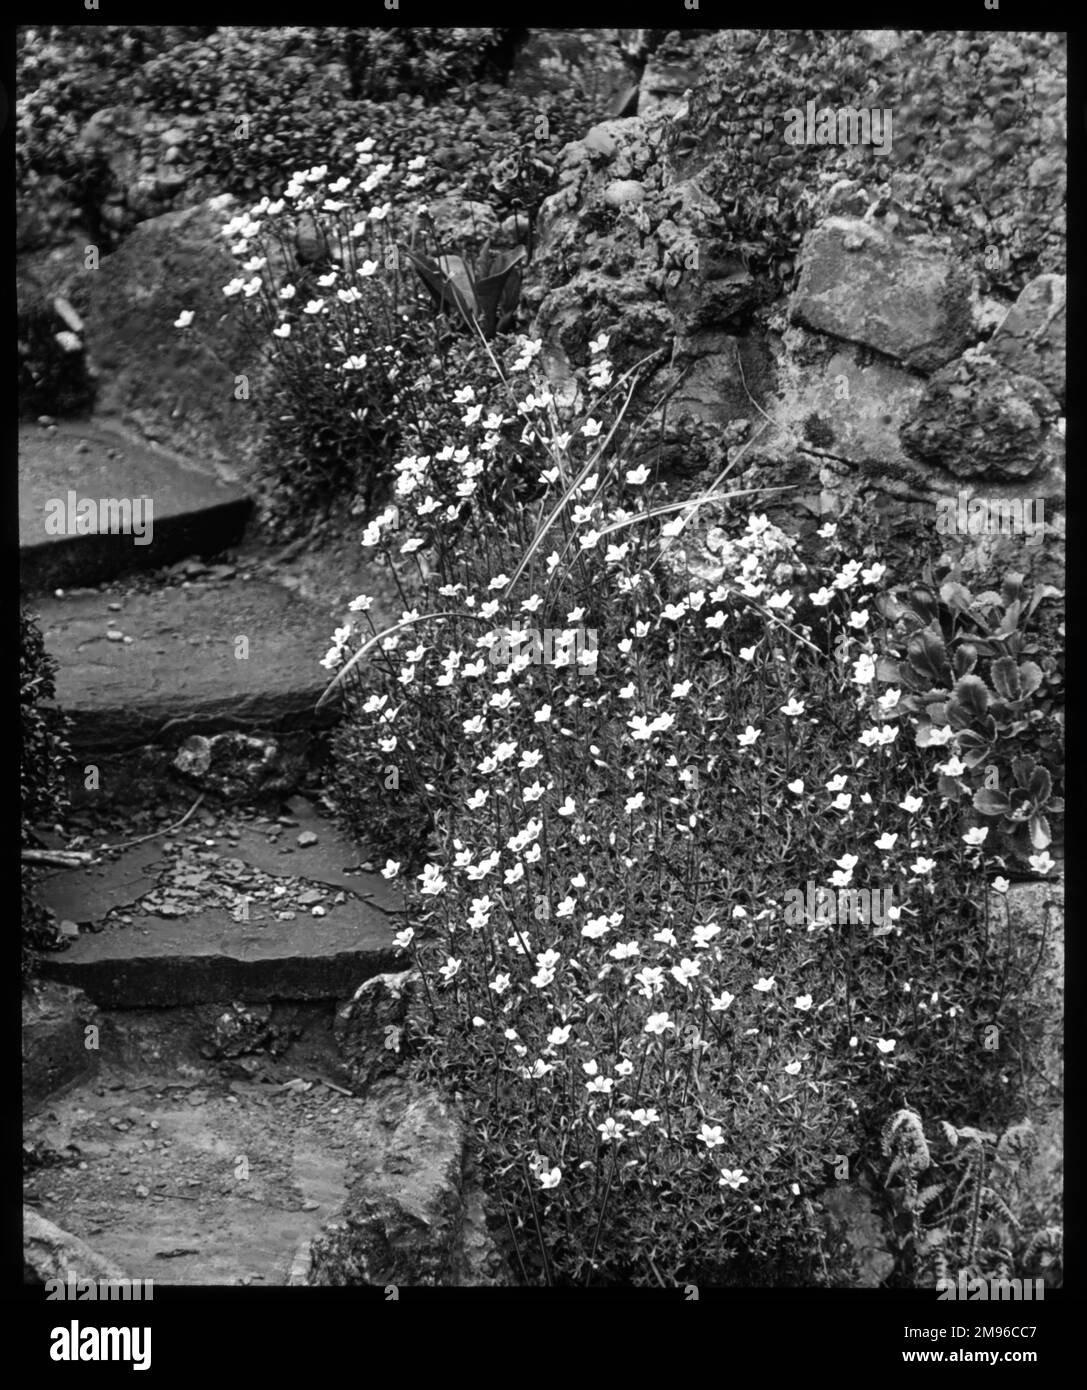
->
[35, 575, 343, 752]
[36, 799, 406, 1008]
[39, 902, 402, 1009]
[19, 419, 251, 592]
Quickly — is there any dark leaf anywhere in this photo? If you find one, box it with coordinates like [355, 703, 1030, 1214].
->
[973, 788, 1011, 816]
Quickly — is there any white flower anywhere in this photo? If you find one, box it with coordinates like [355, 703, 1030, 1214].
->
[876, 1038, 896, 1054]
[753, 976, 775, 992]
[737, 725, 761, 748]
[787, 779, 804, 795]
[795, 994, 813, 1011]
[719, 1168, 749, 1190]
[874, 832, 898, 851]
[546, 1025, 572, 1048]
[780, 698, 805, 717]
[173, 310, 195, 329]
[418, 863, 447, 895]
[625, 464, 650, 486]
[272, 322, 291, 339]
[899, 794, 923, 813]
[910, 857, 936, 875]
[710, 991, 735, 1012]
[438, 956, 461, 982]
[1029, 850, 1056, 875]
[851, 654, 876, 686]
[670, 957, 701, 988]
[962, 826, 989, 847]
[581, 418, 602, 438]
[644, 1012, 674, 1036]
[699, 1124, 725, 1149]
[784, 1061, 802, 1076]
[381, 860, 401, 879]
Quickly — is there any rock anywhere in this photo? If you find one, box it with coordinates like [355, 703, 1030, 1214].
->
[603, 179, 646, 209]
[900, 349, 1063, 480]
[763, 327, 925, 470]
[303, 1078, 510, 1285]
[24, 1208, 134, 1287]
[333, 970, 423, 1092]
[173, 732, 304, 803]
[583, 125, 619, 161]
[988, 274, 1066, 407]
[818, 1183, 896, 1287]
[791, 217, 977, 372]
[72, 195, 269, 474]
[22, 982, 101, 1111]
[297, 830, 318, 847]
[200, 1003, 275, 1060]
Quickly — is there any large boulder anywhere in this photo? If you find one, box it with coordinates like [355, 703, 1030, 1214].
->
[791, 217, 977, 373]
[56, 195, 269, 480]
[24, 1209, 134, 1288]
[900, 348, 1064, 480]
[300, 1078, 511, 1286]
[988, 274, 1066, 407]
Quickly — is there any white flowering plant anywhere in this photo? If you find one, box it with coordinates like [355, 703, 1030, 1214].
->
[319, 325, 1052, 1285]
[181, 146, 531, 535]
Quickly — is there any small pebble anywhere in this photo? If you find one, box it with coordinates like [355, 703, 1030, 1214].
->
[108, 601, 123, 611]
[106, 629, 123, 642]
[297, 831, 318, 847]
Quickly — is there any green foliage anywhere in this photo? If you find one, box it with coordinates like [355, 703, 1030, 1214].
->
[17, 293, 96, 420]
[21, 607, 72, 979]
[203, 155, 532, 535]
[21, 607, 71, 835]
[873, 564, 1064, 864]
[17, 26, 586, 245]
[882, 1108, 1061, 1288]
[320, 331, 1055, 1285]
[671, 30, 1065, 295]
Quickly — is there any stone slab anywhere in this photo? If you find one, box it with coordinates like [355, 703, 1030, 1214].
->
[39, 901, 405, 1008]
[35, 576, 342, 751]
[38, 842, 166, 927]
[19, 420, 251, 592]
